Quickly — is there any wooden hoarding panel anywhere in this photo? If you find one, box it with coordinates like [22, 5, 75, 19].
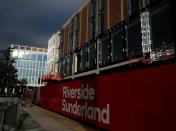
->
[104, 0, 108, 31]
[79, 5, 89, 47]
[63, 24, 70, 56]
[109, 0, 121, 28]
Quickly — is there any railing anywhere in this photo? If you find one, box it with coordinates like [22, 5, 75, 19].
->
[0, 101, 21, 131]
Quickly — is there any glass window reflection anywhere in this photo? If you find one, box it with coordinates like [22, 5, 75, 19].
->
[18, 51, 25, 58]
[40, 62, 42, 68]
[20, 46, 25, 50]
[12, 45, 47, 86]
[35, 62, 38, 67]
[37, 54, 43, 61]
[26, 69, 29, 76]
[29, 69, 32, 76]
[34, 62, 36, 67]
[31, 54, 37, 60]
[29, 61, 32, 68]
[43, 55, 47, 61]
[26, 47, 31, 50]
[24, 52, 31, 59]
[13, 46, 19, 49]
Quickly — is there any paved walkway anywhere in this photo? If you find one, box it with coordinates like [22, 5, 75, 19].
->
[21, 105, 99, 131]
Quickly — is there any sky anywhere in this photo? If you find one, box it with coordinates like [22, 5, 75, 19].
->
[0, 0, 85, 50]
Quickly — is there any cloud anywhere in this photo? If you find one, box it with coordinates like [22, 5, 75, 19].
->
[0, 0, 85, 50]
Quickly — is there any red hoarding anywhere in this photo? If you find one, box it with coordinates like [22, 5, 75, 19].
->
[40, 63, 176, 131]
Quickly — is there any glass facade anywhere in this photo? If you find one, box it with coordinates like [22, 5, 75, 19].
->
[11, 44, 47, 87]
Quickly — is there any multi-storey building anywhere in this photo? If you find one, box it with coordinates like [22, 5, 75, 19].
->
[11, 44, 47, 87]
[46, 31, 61, 76]
[40, 0, 176, 130]
[43, 31, 62, 81]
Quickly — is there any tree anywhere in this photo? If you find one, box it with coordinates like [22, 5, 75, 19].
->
[20, 78, 28, 86]
[0, 47, 19, 96]
[17, 78, 27, 96]
[18, 78, 27, 90]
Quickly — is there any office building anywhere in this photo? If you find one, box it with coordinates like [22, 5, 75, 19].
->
[11, 44, 47, 87]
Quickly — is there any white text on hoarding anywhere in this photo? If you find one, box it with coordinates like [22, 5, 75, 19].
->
[62, 84, 110, 125]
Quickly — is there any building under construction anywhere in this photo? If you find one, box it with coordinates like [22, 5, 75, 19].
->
[41, 0, 176, 130]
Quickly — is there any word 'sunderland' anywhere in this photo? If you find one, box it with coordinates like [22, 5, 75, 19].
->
[62, 85, 110, 125]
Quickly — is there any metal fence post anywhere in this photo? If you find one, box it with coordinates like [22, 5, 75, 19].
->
[0, 100, 21, 131]
[1, 108, 6, 131]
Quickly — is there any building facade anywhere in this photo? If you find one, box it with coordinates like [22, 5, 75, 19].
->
[43, 31, 62, 81]
[11, 44, 47, 87]
[40, 0, 176, 130]
[46, 31, 61, 76]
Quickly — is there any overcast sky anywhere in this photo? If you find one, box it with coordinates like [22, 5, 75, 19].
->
[0, 0, 85, 50]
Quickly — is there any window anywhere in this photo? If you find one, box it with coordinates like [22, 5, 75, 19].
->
[38, 70, 41, 76]
[31, 77, 34, 84]
[26, 47, 31, 50]
[24, 52, 31, 59]
[39, 62, 42, 68]
[18, 50, 25, 58]
[25, 61, 28, 67]
[21, 61, 24, 67]
[35, 69, 38, 76]
[37, 54, 43, 61]
[43, 55, 47, 61]
[18, 76, 20, 80]
[32, 61, 35, 68]
[23, 69, 26, 76]
[35, 62, 38, 68]
[26, 69, 29, 76]
[38, 49, 43, 52]
[29, 61, 32, 68]
[21, 69, 23, 76]
[18, 61, 21, 67]
[31, 54, 37, 60]
[35, 70, 37, 76]
[27, 77, 30, 84]
[41, 70, 44, 76]
[29, 77, 32, 84]
[33, 69, 36, 76]
[88, 42, 97, 69]
[13, 46, 19, 49]
[44, 62, 46, 68]
[20, 46, 25, 50]
[19, 62, 22, 67]
[28, 77, 31, 84]
[32, 48, 37, 51]
[31, 69, 34, 76]
[33, 61, 36, 68]
[26, 61, 29, 68]
[34, 77, 38, 84]
[29, 69, 32, 76]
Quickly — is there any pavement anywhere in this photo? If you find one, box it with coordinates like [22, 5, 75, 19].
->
[20, 105, 100, 131]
